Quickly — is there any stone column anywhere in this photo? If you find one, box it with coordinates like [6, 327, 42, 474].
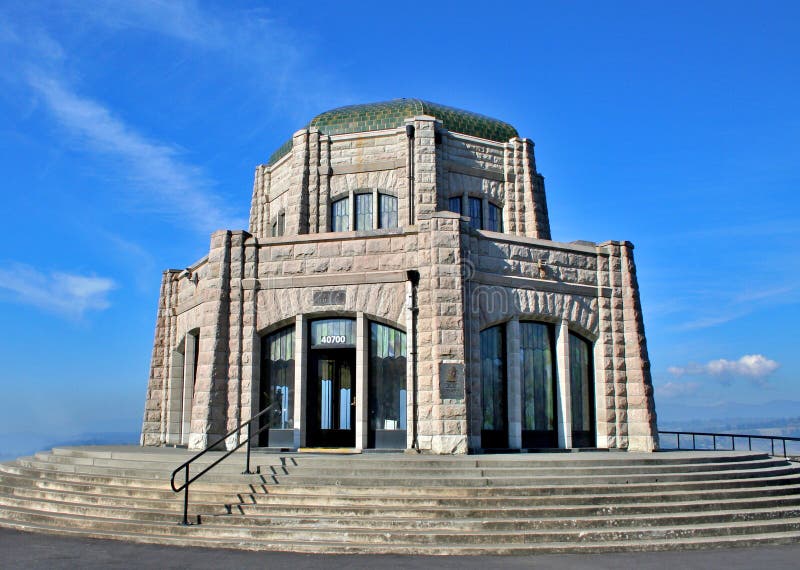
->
[293, 314, 307, 448]
[502, 142, 517, 235]
[355, 312, 369, 450]
[506, 317, 522, 449]
[555, 318, 572, 449]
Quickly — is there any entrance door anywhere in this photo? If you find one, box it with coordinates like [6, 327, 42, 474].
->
[307, 349, 356, 447]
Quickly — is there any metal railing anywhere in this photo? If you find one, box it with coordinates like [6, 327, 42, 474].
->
[170, 403, 276, 525]
[659, 430, 800, 458]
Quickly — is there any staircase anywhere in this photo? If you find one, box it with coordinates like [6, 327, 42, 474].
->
[1, 446, 800, 554]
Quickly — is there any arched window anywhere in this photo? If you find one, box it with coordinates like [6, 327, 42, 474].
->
[378, 194, 398, 229]
[569, 332, 595, 448]
[369, 322, 407, 448]
[331, 197, 349, 232]
[259, 326, 295, 447]
[520, 322, 556, 447]
[480, 324, 507, 448]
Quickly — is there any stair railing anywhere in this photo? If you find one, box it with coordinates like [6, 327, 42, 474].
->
[170, 403, 277, 525]
[659, 430, 800, 458]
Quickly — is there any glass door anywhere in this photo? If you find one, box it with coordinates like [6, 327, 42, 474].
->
[307, 349, 355, 447]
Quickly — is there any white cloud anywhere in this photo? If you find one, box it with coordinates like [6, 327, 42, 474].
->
[0, 263, 115, 318]
[668, 354, 780, 382]
[656, 381, 700, 399]
[26, 72, 246, 232]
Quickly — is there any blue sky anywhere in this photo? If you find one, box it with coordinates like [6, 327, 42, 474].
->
[1, 1, 798, 451]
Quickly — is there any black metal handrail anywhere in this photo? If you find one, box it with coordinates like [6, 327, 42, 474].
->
[659, 430, 800, 458]
[170, 403, 277, 525]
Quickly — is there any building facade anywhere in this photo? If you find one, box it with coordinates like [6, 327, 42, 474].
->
[140, 99, 659, 454]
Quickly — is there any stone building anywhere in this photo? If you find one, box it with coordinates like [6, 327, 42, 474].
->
[140, 99, 659, 454]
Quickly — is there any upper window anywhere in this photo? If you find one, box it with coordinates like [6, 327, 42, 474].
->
[379, 194, 398, 229]
[448, 196, 462, 215]
[469, 197, 482, 230]
[355, 193, 373, 231]
[332, 197, 349, 232]
[487, 203, 502, 232]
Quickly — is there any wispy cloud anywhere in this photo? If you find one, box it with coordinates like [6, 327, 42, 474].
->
[668, 354, 780, 385]
[0, 263, 115, 318]
[26, 71, 246, 232]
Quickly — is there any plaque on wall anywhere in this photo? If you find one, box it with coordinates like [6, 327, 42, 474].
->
[312, 290, 346, 306]
[438, 362, 465, 400]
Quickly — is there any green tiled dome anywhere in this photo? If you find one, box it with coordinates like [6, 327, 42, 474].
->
[310, 99, 518, 141]
[268, 99, 518, 165]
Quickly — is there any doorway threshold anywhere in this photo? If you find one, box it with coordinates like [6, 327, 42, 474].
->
[297, 448, 362, 454]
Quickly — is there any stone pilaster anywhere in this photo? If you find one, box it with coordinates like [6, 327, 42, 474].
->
[224, 231, 250, 449]
[189, 231, 233, 450]
[308, 128, 320, 233]
[524, 140, 551, 240]
[412, 116, 439, 220]
[141, 270, 180, 446]
[502, 142, 517, 235]
[594, 248, 616, 448]
[240, 238, 259, 428]
[619, 242, 659, 451]
[318, 136, 331, 232]
[414, 212, 468, 453]
[290, 129, 310, 235]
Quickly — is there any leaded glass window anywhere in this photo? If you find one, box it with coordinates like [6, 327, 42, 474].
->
[448, 196, 462, 215]
[480, 325, 506, 432]
[487, 203, 502, 232]
[379, 194, 398, 229]
[520, 322, 554, 432]
[332, 197, 349, 232]
[369, 322, 407, 436]
[355, 193, 373, 230]
[469, 197, 482, 230]
[569, 333, 593, 433]
[262, 327, 295, 430]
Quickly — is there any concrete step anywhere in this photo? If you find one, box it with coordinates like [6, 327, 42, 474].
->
[2, 503, 800, 545]
[233, 494, 800, 519]
[267, 458, 791, 479]
[247, 483, 800, 507]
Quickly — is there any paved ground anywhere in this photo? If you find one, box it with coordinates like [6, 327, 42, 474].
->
[2, 528, 800, 569]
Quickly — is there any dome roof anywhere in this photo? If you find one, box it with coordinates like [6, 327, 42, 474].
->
[268, 99, 518, 165]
